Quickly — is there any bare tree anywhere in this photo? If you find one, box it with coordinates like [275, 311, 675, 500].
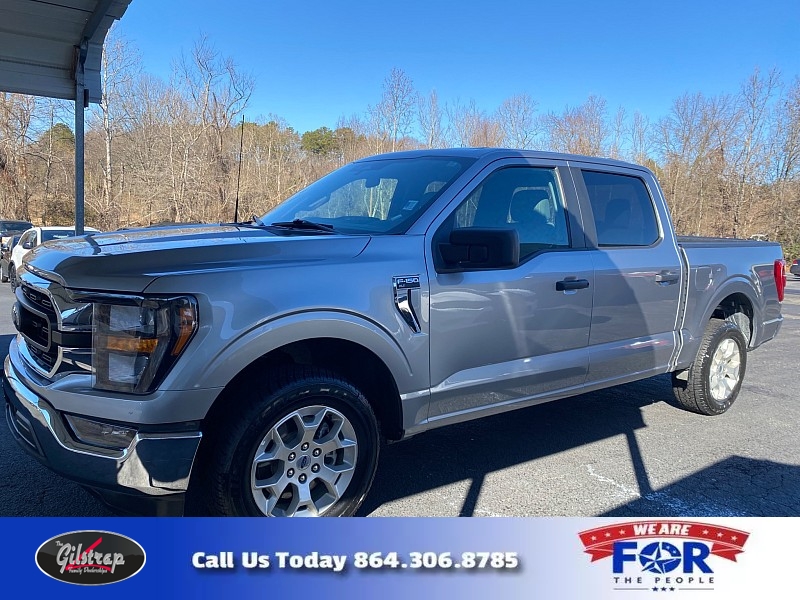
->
[608, 106, 627, 159]
[175, 35, 255, 220]
[723, 68, 780, 237]
[87, 27, 141, 229]
[0, 93, 38, 219]
[369, 68, 416, 152]
[545, 95, 609, 156]
[417, 89, 445, 148]
[766, 76, 800, 251]
[497, 93, 539, 149]
[629, 110, 653, 165]
[447, 98, 503, 147]
[655, 92, 734, 235]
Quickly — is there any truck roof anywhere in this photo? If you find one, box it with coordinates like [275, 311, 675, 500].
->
[356, 148, 651, 172]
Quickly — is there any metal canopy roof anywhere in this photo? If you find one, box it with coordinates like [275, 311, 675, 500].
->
[0, 0, 132, 103]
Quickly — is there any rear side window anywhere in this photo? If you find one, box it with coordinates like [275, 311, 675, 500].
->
[583, 170, 659, 247]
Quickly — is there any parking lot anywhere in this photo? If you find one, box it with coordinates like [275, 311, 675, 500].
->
[1, 277, 799, 517]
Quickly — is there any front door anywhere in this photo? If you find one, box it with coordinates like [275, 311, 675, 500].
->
[425, 160, 594, 423]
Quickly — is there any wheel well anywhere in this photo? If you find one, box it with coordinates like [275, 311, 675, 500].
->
[204, 338, 404, 441]
[712, 293, 754, 345]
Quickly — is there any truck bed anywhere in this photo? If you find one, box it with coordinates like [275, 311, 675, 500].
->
[677, 235, 782, 250]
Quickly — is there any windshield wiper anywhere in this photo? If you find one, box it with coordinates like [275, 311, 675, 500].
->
[269, 219, 336, 233]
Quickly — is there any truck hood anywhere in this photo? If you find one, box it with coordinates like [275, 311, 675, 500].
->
[24, 224, 371, 293]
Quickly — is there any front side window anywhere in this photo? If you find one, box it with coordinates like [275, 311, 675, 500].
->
[262, 156, 475, 234]
[450, 166, 570, 260]
[582, 170, 660, 247]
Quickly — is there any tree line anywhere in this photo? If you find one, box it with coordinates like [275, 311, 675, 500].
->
[1, 33, 798, 259]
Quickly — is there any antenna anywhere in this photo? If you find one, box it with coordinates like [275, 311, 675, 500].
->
[234, 114, 245, 223]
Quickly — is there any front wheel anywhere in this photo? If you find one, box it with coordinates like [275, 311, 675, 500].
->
[196, 366, 380, 517]
[8, 264, 16, 290]
[672, 318, 748, 415]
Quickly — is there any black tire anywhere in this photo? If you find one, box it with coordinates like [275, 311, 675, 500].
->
[8, 264, 16, 290]
[672, 318, 748, 416]
[194, 366, 380, 517]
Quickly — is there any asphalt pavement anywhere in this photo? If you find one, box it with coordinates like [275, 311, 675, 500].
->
[2, 278, 799, 517]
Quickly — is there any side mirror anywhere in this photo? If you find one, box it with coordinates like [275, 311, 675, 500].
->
[437, 228, 520, 273]
[1, 244, 7, 252]
[22, 241, 34, 250]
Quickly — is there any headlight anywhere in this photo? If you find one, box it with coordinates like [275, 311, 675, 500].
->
[92, 296, 198, 394]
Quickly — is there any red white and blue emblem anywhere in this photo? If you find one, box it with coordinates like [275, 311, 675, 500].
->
[578, 520, 750, 593]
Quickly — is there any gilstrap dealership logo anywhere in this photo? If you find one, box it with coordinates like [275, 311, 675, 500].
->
[35, 530, 146, 585]
[578, 521, 749, 593]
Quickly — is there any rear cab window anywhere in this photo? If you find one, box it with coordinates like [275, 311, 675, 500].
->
[582, 170, 660, 247]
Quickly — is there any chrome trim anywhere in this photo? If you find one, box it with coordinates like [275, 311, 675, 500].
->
[15, 271, 93, 379]
[392, 275, 422, 333]
[4, 356, 202, 495]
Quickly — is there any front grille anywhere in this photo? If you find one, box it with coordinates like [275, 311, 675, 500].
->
[15, 276, 92, 379]
[22, 285, 56, 316]
[18, 305, 50, 349]
[28, 344, 57, 370]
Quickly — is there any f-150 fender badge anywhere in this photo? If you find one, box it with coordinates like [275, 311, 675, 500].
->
[393, 275, 421, 333]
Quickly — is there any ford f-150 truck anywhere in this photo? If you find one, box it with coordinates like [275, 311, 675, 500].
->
[3, 149, 786, 517]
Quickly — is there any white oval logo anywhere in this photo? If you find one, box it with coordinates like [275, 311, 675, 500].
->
[35, 530, 146, 585]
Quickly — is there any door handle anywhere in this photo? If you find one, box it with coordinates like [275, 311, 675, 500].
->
[556, 279, 590, 291]
[655, 271, 680, 284]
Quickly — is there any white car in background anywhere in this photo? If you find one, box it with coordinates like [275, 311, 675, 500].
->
[9, 226, 100, 289]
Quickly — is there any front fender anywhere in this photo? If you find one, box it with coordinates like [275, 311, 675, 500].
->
[199, 310, 423, 396]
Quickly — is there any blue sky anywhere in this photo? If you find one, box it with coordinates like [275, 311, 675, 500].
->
[116, 0, 800, 134]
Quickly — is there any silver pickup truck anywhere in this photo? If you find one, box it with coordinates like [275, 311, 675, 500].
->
[3, 149, 786, 517]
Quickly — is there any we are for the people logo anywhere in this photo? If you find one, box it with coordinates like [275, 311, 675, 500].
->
[578, 521, 749, 593]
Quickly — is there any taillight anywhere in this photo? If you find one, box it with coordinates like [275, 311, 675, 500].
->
[774, 259, 786, 302]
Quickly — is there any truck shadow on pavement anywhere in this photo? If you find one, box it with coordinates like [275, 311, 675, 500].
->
[599, 455, 800, 517]
[3, 338, 797, 517]
[360, 373, 800, 517]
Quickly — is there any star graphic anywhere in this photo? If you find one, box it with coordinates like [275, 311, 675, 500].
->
[619, 529, 626, 535]
[702, 529, 709, 535]
[652, 587, 659, 592]
[661, 587, 667, 592]
[717, 532, 724, 538]
[605, 532, 612, 538]
[731, 535, 738, 541]
[590, 535, 597, 541]
[669, 588, 675, 592]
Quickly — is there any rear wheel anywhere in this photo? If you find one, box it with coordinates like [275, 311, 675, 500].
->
[8, 264, 16, 290]
[672, 318, 747, 415]
[195, 366, 380, 517]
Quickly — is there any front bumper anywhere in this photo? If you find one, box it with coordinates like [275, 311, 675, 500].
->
[3, 354, 202, 516]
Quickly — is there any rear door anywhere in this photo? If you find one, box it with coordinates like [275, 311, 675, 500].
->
[425, 158, 594, 422]
[571, 164, 683, 385]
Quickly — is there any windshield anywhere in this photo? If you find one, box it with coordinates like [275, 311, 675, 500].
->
[41, 230, 78, 243]
[262, 156, 475, 234]
[0, 221, 32, 234]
